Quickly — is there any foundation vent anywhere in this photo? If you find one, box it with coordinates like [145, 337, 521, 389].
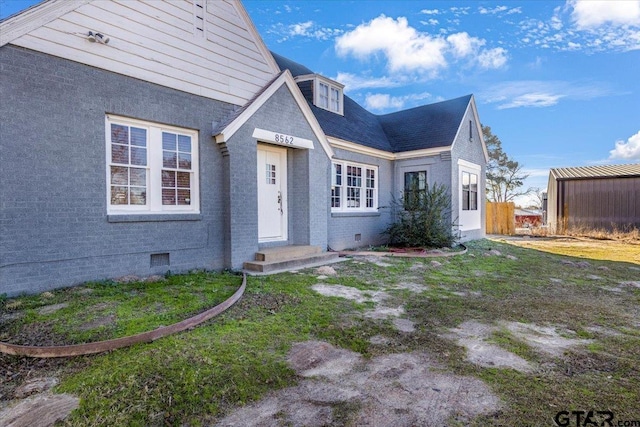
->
[150, 253, 170, 268]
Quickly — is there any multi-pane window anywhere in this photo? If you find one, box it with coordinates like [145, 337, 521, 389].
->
[404, 171, 427, 210]
[315, 79, 343, 114]
[330, 87, 340, 112]
[110, 124, 147, 206]
[107, 116, 199, 214]
[366, 169, 375, 208]
[318, 82, 329, 109]
[331, 161, 377, 212]
[462, 171, 478, 211]
[346, 165, 362, 208]
[161, 132, 192, 206]
[331, 163, 342, 208]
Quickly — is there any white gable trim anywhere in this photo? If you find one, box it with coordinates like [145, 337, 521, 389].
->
[231, 0, 280, 74]
[450, 95, 489, 163]
[0, 0, 89, 46]
[215, 70, 334, 158]
[328, 137, 395, 160]
[470, 96, 489, 163]
[328, 136, 450, 161]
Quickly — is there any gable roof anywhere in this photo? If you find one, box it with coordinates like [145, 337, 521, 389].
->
[550, 164, 640, 180]
[214, 69, 334, 158]
[1, 0, 280, 106]
[379, 95, 472, 152]
[271, 52, 474, 154]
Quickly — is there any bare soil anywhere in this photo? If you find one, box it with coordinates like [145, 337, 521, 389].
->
[215, 341, 500, 427]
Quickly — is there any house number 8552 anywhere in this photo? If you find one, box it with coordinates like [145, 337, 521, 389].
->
[274, 133, 294, 145]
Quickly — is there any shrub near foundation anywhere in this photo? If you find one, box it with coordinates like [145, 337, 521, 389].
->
[384, 182, 457, 248]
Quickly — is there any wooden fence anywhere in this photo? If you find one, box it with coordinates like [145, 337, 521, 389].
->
[486, 202, 515, 235]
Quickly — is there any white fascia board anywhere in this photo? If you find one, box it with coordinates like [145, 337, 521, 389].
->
[470, 95, 490, 163]
[394, 146, 451, 160]
[294, 74, 316, 83]
[328, 137, 395, 160]
[328, 137, 450, 161]
[231, 0, 280, 74]
[0, 0, 89, 47]
[215, 70, 334, 158]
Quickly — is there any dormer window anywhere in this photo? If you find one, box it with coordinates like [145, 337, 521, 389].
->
[319, 82, 329, 109]
[314, 77, 343, 115]
[294, 74, 344, 115]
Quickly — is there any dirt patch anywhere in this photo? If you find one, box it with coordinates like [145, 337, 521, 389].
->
[37, 303, 69, 315]
[13, 377, 58, 399]
[216, 341, 500, 426]
[311, 284, 388, 304]
[0, 392, 79, 427]
[393, 318, 416, 333]
[445, 320, 534, 373]
[315, 266, 337, 276]
[502, 321, 593, 357]
[394, 282, 429, 293]
[78, 314, 116, 331]
[226, 292, 301, 319]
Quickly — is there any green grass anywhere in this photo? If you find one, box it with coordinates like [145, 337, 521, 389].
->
[1, 239, 639, 426]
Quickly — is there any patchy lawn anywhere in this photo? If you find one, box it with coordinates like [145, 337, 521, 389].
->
[1, 239, 639, 426]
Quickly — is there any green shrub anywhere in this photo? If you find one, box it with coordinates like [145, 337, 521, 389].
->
[383, 182, 458, 248]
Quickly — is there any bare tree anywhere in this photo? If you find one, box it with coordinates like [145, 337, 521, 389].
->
[483, 125, 532, 202]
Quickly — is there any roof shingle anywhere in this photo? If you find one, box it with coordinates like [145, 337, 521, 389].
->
[271, 52, 471, 154]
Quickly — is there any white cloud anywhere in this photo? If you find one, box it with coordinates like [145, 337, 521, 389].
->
[609, 131, 640, 160]
[477, 47, 508, 68]
[334, 15, 508, 79]
[447, 32, 485, 57]
[481, 80, 616, 109]
[420, 19, 439, 26]
[479, 6, 508, 15]
[335, 15, 448, 73]
[334, 72, 403, 91]
[290, 21, 313, 36]
[498, 92, 564, 109]
[420, 9, 439, 15]
[569, 0, 640, 29]
[364, 92, 433, 111]
[512, 3, 640, 52]
[450, 7, 470, 16]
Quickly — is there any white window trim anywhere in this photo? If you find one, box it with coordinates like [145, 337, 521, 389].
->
[106, 115, 200, 215]
[331, 160, 378, 212]
[314, 77, 344, 115]
[457, 160, 481, 231]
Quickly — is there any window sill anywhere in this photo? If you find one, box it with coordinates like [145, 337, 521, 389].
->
[331, 211, 380, 218]
[107, 213, 202, 223]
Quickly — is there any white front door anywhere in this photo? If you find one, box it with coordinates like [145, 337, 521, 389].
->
[257, 145, 287, 242]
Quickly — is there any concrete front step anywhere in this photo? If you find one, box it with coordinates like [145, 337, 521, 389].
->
[254, 245, 322, 262]
[244, 251, 339, 274]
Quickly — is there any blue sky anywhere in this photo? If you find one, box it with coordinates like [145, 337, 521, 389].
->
[2, 1, 639, 206]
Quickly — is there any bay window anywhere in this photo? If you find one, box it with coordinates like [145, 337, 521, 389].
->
[331, 161, 377, 212]
[107, 115, 199, 214]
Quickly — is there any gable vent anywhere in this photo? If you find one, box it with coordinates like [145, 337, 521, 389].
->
[193, 1, 206, 37]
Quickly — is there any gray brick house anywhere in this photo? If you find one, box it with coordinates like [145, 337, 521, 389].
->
[0, 0, 487, 297]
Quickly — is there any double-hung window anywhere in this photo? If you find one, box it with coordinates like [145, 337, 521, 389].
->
[314, 77, 343, 115]
[404, 171, 427, 210]
[462, 171, 478, 211]
[331, 161, 377, 212]
[318, 82, 329, 109]
[107, 115, 199, 214]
